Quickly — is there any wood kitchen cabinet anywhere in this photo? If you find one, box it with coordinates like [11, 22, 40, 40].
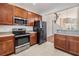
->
[0, 3, 42, 25]
[38, 15, 42, 20]
[30, 32, 37, 46]
[27, 12, 35, 26]
[13, 6, 28, 19]
[0, 36, 14, 56]
[34, 14, 42, 21]
[67, 36, 79, 55]
[0, 3, 13, 25]
[27, 11, 42, 26]
[54, 34, 79, 55]
[34, 14, 39, 21]
[54, 34, 66, 51]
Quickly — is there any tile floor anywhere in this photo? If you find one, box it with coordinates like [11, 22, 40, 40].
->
[12, 42, 72, 56]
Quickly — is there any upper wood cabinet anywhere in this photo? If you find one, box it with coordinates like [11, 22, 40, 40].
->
[27, 11, 42, 26]
[0, 3, 13, 25]
[34, 14, 39, 21]
[0, 3, 42, 25]
[13, 6, 28, 19]
[27, 12, 35, 26]
[34, 14, 42, 21]
[38, 15, 42, 20]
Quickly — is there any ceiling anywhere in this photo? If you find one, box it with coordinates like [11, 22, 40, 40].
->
[14, 3, 79, 14]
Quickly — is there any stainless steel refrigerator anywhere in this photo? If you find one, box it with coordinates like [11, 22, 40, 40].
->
[33, 20, 47, 44]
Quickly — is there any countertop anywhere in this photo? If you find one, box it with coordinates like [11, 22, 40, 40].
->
[0, 32, 14, 37]
[56, 29, 79, 37]
[0, 31, 37, 37]
[55, 33, 79, 37]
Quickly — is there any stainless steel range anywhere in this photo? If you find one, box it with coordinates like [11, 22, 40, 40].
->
[12, 28, 30, 54]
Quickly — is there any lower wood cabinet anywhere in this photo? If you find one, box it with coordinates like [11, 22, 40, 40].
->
[54, 34, 79, 55]
[54, 34, 66, 51]
[30, 32, 37, 46]
[67, 36, 79, 55]
[0, 36, 14, 56]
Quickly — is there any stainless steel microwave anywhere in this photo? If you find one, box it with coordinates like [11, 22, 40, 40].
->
[13, 16, 27, 25]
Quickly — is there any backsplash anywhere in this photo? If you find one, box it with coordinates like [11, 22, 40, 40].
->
[0, 25, 33, 32]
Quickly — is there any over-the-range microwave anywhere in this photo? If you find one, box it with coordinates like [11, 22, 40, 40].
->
[13, 16, 27, 25]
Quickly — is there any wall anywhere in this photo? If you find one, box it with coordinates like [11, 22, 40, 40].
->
[42, 14, 62, 37]
[77, 7, 79, 29]
[42, 6, 79, 37]
[0, 25, 33, 32]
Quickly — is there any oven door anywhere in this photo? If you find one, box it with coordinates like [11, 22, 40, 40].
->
[15, 35, 30, 47]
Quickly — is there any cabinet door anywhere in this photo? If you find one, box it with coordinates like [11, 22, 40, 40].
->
[67, 36, 79, 55]
[0, 36, 14, 56]
[2, 39, 14, 56]
[54, 34, 66, 51]
[27, 12, 35, 26]
[34, 14, 39, 21]
[0, 42, 3, 55]
[30, 33, 37, 45]
[22, 9, 28, 19]
[34, 14, 42, 21]
[38, 15, 42, 20]
[0, 3, 13, 25]
[14, 6, 28, 19]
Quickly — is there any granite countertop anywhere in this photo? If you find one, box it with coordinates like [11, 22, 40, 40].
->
[0, 31, 36, 37]
[56, 29, 79, 36]
[0, 32, 14, 37]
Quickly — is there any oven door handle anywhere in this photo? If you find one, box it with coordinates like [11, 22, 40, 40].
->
[15, 34, 30, 38]
[15, 43, 30, 49]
